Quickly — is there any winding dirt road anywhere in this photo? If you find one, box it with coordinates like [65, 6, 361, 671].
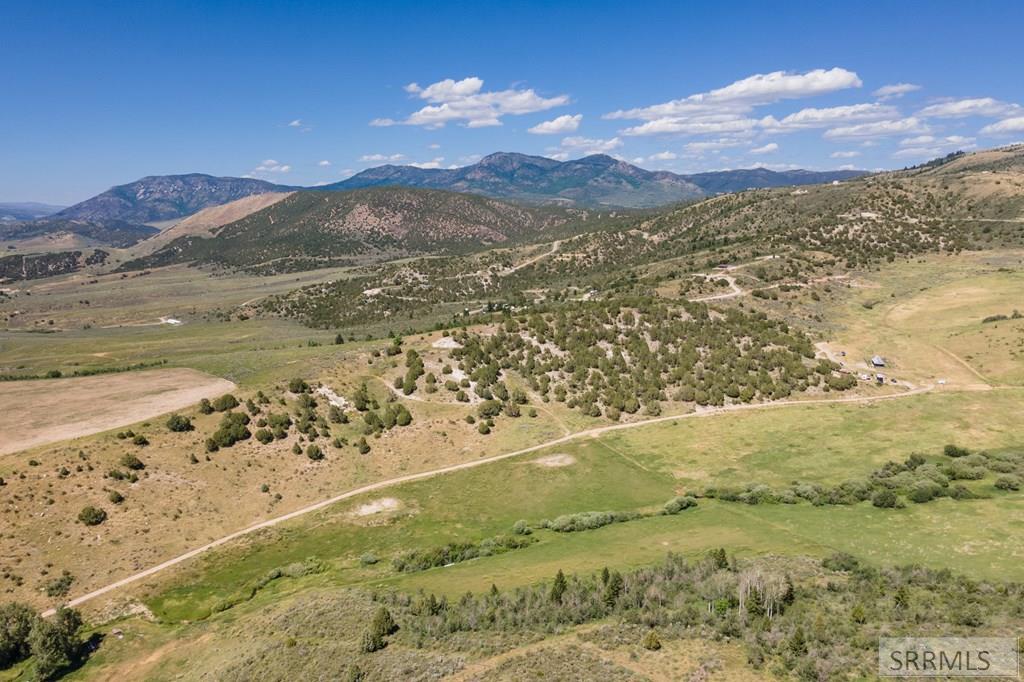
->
[44, 382, 935, 616]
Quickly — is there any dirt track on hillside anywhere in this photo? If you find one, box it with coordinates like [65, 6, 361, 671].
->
[44, 382, 935, 616]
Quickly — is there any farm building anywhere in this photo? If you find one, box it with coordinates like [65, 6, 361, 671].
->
[871, 355, 886, 367]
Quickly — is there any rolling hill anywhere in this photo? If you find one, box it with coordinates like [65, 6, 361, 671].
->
[124, 187, 603, 273]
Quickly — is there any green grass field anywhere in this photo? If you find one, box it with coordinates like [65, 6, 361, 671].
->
[142, 384, 1024, 623]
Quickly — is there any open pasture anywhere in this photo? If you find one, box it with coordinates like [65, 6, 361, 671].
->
[0, 368, 235, 455]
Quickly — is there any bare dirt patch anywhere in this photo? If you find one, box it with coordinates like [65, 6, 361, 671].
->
[0, 368, 236, 455]
[134, 192, 293, 254]
[351, 497, 402, 517]
[432, 336, 463, 350]
[532, 453, 576, 468]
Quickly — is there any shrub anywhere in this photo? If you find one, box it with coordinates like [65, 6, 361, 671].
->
[477, 400, 502, 418]
[546, 510, 640, 533]
[131, 434, 149, 447]
[198, 398, 214, 414]
[392, 535, 535, 572]
[211, 394, 239, 412]
[663, 496, 698, 514]
[358, 438, 371, 454]
[288, 378, 310, 394]
[77, 506, 107, 526]
[108, 490, 125, 504]
[165, 414, 193, 432]
[44, 571, 74, 598]
[360, 553, 379, 566]
[254, 428, 273, 444]
[360, 629, 385, 653]
[120, 453, 145, 470]
[907, 481, 942, 503]
[209, 412, 251, 449]
[871, 489, 899, 508]
[822, 552, 860, 572]
[642, 629, 662, 651]
[995, 475, 1021, 491]
[306, 444, 324, 461]
[944, 444, 970, 458]
[512, 519, 531, 535]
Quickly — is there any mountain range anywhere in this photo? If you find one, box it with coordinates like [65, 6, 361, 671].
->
[0, 153, 865, 249]
[0, 202, 66, 222]
[327, 152, 864, 207]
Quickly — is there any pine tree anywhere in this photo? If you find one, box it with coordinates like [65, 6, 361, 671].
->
[550, 569, 567, 603]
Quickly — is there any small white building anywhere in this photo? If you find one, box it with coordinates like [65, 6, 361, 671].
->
[871, 355, 885, 367]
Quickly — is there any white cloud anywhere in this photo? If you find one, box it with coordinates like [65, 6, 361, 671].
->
[830, 150, 860, 158]
[837, 164, 859, 171]
[824, 117, 929, 139]
[549, 152, 569, 161]
[608, 68, 861, 121]
[917, 97, 1020, 119]
[647, 151, 678, 161]
[409, 157, 445, 169]
[373, 76, 569, 129]
[898, 135, 974, 148]
[873, 83, 921, 100]
[753, 162, 803, 171]
[318, 160, 331, 167]
[681, 138, 745, 156]
[761, 103, 898, 131]
[892, 135, 975, 159]
[288, 119, 303, 127]
[251, 159, 291, 174]
[360, 153, 406, 162]
[528, 114, 582, 134]
[606, 68, 862, 137]
[428, 143, 441, 149]
[750, 142, 779, 154]
[980, 116, 1024, 135]
[621, 117, 762, 137]
[558, 136, 623, 154]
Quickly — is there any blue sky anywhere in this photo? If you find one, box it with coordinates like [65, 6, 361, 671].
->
[3, 1, 1023, 204]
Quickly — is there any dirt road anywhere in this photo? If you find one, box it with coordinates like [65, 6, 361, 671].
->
[44, 382, 934, 616]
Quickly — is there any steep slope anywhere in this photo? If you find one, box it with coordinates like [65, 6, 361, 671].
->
[53, 173, 291, 224]
[124, 187, 598, 273]
[327, 152, 704, 208]
[3, 175, 291, 249]
[133, 191, 294, 255]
